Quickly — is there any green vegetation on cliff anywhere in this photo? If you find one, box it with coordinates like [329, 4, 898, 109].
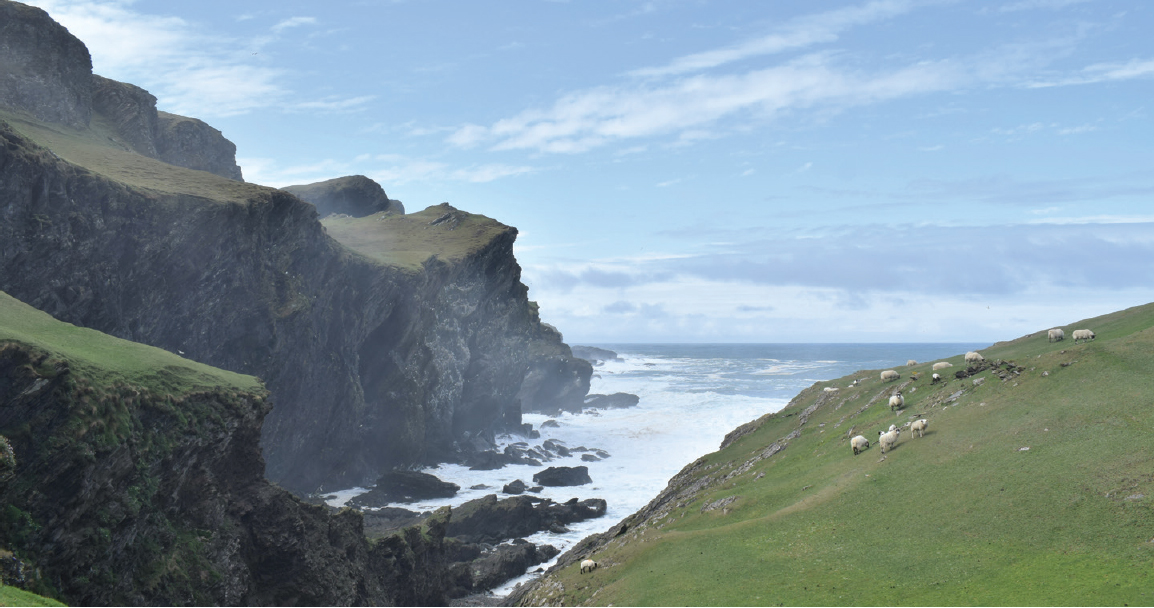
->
[323, 203, 514, 271]
[0, 291, 261, 396]
[517, 304, 1154, 606]
[0, 585, 64, 607]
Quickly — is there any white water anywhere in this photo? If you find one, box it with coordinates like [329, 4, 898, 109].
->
[323, 342, 985, 595]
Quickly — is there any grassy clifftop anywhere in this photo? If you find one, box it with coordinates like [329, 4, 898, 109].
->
[0, 291, 261, 396]
[517, 304, 1154, 606]
[323, 203, 515, 271]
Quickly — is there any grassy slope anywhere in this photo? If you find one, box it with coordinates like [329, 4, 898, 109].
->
[539, 306, 1154, 606]
[322, 205, 513, 271]
[0, 291, 261, 395]
[0, 108, 266, 204]
[0, 586, 64, 607]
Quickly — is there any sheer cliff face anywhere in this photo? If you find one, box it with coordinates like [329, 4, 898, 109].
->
[0, 1, 92, 129]
[0, 119, 584, 492]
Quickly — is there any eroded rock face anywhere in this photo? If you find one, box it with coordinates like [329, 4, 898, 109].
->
[446, 494, 607, 544]
[0, 1, 92, 129]
[283, 175, 403, 217]
[156, 111, 244, 180]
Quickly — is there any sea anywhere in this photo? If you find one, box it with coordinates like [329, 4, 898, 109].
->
[325, 343, 986, 595]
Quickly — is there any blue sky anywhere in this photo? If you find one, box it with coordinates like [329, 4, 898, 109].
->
[25, 0, 1154, 343]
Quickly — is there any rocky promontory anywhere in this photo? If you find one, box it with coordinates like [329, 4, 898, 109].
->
[283, 174, 405, 217]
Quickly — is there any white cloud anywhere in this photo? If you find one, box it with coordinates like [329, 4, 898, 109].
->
[450, 164, 535, 183]
[291, 95, 376, 113]
[1027, 58, 1154, 88]
[629, 0, 921, 78]
[271, 16, 316, 33]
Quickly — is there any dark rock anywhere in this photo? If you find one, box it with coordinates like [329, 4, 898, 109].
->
[517, 348, 593, 416]
[0, 1, 92, 128]
[571, 345, 622, 365]
[540, 419, 561, 428]
[533, 466, 592, 487]
[593, 449, 611, 459]
[503, 480, 526, 495]
[446, 494, 606, 545]
[155, 111, 244, 180]
[282, 175, 403, 218]
[541, 439, 570, 458]
[448, 541, 560, 597]
[470, 484, 491, 490]
[581, 453, 600, 462]
[583, 392, 640, 409]
[528, 486, 543, 493]
[347, 470, 460, 507]
[362, 507, 429, 539]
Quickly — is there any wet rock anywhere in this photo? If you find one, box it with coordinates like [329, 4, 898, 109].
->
[571, 346, 622, 366]
[533, 466, 592, 487]
[503, 480, 526, 495]
[447, 494, 606, 544]
[347, 470, 460, 507]
[583, 392, 640, 409]
[581, 454, 600, 462]
[540, 420, 561, 428]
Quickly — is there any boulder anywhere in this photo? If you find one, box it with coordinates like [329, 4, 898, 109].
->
[583, 392, 640, 409]
[347, 470, 459, 507]
[533, 466, 592, 487]
[503, 479, 527, 495]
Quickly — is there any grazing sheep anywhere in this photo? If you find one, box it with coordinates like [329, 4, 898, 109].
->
[1048, 328, 1065, 342]
[906, 359, 918, 366]
[932, 362, 953, 371]
[931, 373, 942, 384]
[911, 419, 928, 438]
[581, 559, 599, 574]
[888, 424, 898, 432]
[1073, 329, 1095, 343]
[824, 387, 839, 392]
[880, 370, 900, 382]
[851, 435, 870, 455]
[878, 428, 901, 454]
[888, 392, 904, 411]
[965, 351, 985, 365]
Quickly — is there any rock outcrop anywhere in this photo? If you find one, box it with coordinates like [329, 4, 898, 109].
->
[0, 1, 91, 129]
[154, 111, 244, 181]
[283, 174, 404, 217]
[532, 466, 593, 487]
[446, 494, 607, 544]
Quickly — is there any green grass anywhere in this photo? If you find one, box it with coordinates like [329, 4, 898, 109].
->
[0, 108, 269, 203]
[528, 305, 1154, 606]
[322, 204, 513, 271]
[0, 291, 261, 395]
[0, 585, 65, 607]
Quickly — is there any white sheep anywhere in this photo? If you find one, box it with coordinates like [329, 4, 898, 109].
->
[851, 435, 870, 455]
[932, 362, 953, 370]
[878, 428, 901, 454]
[880, 370, 900, 382]
[911, 419, 928, 438]
[1048, 328, 1065, 342]
[1072, 329, 1095, 343]
[824, 387, 839, 392]
[581, 559, 599, 574]
[931, 373, 942, 384]
[906, 359, 918, 366]
[965, 351, 984, 365]
[888, 392, 904, 411]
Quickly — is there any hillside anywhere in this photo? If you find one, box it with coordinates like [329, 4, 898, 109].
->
[511, 304, 1154, 606]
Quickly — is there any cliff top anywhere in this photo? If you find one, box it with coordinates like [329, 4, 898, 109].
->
[515, 302, 1154, 606]
[282, 175, 403, 218]
[322, 203, 515, 271]
[0, 107, 263, 203]
[0, 290, 263, 395]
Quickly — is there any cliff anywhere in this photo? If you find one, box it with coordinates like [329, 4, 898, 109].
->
[283, 175, 404, 217]
[0, 291, 455, 606]
[0, 0, 590, 493]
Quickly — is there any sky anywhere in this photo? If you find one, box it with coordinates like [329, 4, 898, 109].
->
[22, 0, 1154, 343]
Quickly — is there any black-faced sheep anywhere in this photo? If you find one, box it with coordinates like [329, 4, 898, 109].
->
[931, 373, 942, 384]
[581, 559, 599, 573]
[911, 419, 928, 438]
[932, 362, 952, 370]
[965, 351, 984, 365]
[878, 428, 900, 454]
[880, 370, 900, 382]
[888, 392, 904, 411]
[1073, 329, 1095, 343]
[851, 435, 870, 455]
[1048, 328, 1065, 342]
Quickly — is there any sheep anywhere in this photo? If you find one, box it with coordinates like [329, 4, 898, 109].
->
[911, 418, 928, 438]
[824, 387, 839, 392]
[932, 362, 952, 370]
[931, 373, 942, 384]
[888, 424, 898, 432]
[878, 428, 901, 454]
[1048, 328, 1065, 342]
[880, 370, 900, 382]
[851, 435, 870, 455]
[581, 559, 599, 574]
[965, 351, 985, 365]
[1073, 329, 1095, 343]
[906, 359, 918, 366]
[888, 392, 904, 411]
